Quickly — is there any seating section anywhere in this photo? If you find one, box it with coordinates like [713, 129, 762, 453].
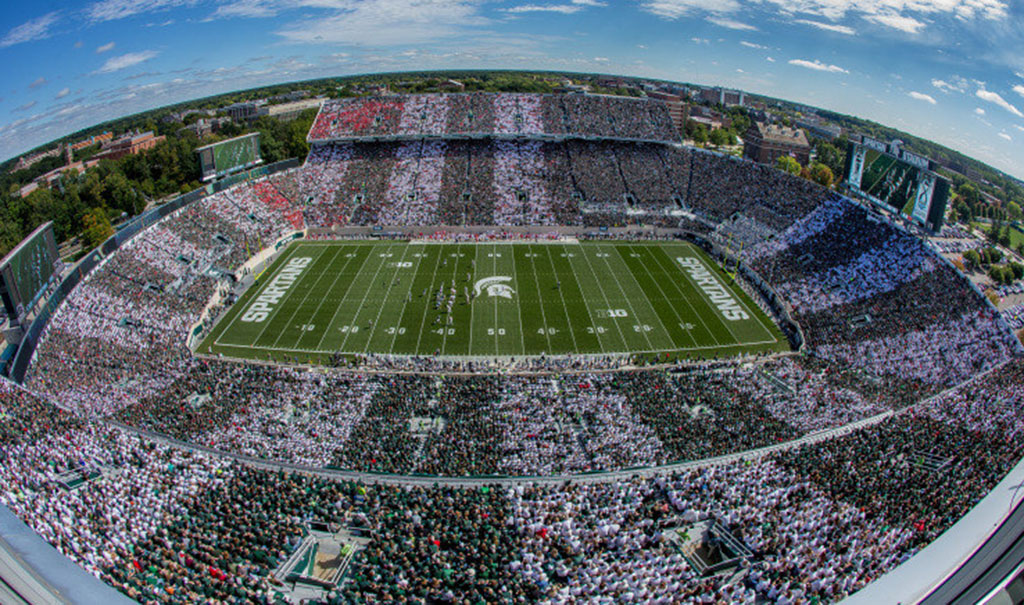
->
[309, 93, 678, 142]
[6, 359, 1024, 602]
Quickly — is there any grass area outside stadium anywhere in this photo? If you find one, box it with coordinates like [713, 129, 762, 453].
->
[199, 239, 789, 365]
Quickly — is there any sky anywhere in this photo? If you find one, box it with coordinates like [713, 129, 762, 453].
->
[1, 0, 1023, 179]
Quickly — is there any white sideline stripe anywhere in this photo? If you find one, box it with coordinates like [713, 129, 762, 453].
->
[211, 338, 780, 356]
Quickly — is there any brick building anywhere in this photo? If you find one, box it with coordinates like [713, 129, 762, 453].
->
[94, 131, 165, 161]
[646, 91, 686, 135]
[743, 122, 810, 166]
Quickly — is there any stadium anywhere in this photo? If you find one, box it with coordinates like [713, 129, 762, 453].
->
[1, 89, 1023, 605]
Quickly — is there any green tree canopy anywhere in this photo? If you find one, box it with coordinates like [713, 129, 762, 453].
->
[776, 155, 801, 176]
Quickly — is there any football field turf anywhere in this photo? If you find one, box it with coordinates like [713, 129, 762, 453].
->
[200, 240, 788, 362]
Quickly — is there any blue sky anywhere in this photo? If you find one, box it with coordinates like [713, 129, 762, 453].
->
[1, 0, 1023, 179]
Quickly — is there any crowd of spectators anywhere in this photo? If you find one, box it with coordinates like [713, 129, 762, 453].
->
[308, 93, 677, 142]
[4, 355, 1024, 603]
[100, 356, 929, 477]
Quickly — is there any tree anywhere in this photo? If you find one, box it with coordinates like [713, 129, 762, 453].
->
[808, 162, 834, 188]
[1008, 201, 1022, 220]
[958, 182, 981, 207]
[776, 155, 801, 176]
[814, 141, 844, 177]
[692, 124, 708, 146]
[1011, 261, 1024, 280]
[80, 207, 114, 250]
[963, 249, 981, 267]
[709, 128, 730, 147]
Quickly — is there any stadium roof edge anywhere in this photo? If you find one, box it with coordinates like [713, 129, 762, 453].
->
[0, 504, 135, 605]
[846, 447, 1024, 604]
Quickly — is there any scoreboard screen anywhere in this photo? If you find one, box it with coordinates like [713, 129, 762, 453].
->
[196, 133, 262, 181]
[0, 222, 60, 325]
[844, 138, 949, 232]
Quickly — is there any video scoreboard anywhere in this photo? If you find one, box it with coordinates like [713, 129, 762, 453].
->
[196, 133, 262, 182]
[0, 222, 60, 326]
[843, 136, 950, 232]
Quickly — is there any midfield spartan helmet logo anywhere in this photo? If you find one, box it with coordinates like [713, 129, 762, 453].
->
[474, 276, 516, 299]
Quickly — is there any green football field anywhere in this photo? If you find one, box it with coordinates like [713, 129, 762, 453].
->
[199, 240, 788, 363]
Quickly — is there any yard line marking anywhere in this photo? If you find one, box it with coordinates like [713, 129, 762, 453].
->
[414, 244, 446, 354]
[216, 243, 304, 348]
[623, 244, 699, 349]
[312, 247, 375, 351]
[268, 245, 348, 350]
[467, 245, 480, 356]
[509, 243, 527, 355]
[544, 245, 589, 352]
[574, 243, 632, 352]
[526, 244, 554, 352]
[363, 244, 416, 354]
[594, 243, 664, 351]
[336, 243, 397, 352]
[492, 243, 500, 354]
[250, 244, 329, 347]
[440, 244, 467, 356]
[387, 243, 426, 354]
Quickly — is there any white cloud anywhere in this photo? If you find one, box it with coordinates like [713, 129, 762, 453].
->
[86, 0, 200, 22]
[0, 12, 60, 48]
[593, 56, 609, 62]
[505, 0, 606, 13]
[1015, 125, 1024, 132]
[276, 0, 489, 46]
[740, 40, 767, 49]
[691, 37, 709, 44]
[14, 100, 38, 113]
[789, 58, 848, 74]
[209, 0, 280, 19]
[766, 56, 775, 62]
[794, 19, 855, 35]
[976, 88, 1023, 118]
[909, 91, 936, 104]
[96, 41, 116, 53]
[999, 132, 1012, 141]
[1014, 84, 1024, 98]
[975, 107, 985, 115]
[28, 77, 47, 89]
[641, 0, 740, 20]
[932, 77, 967, 93]
[707, 16, 757, 30]
[640, 0, 1008, 42]
[762, 0, 1007, 22]
[95, 50, 159, 73]
[56, 87, 71, 99]
[864, 13, 925, 34]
